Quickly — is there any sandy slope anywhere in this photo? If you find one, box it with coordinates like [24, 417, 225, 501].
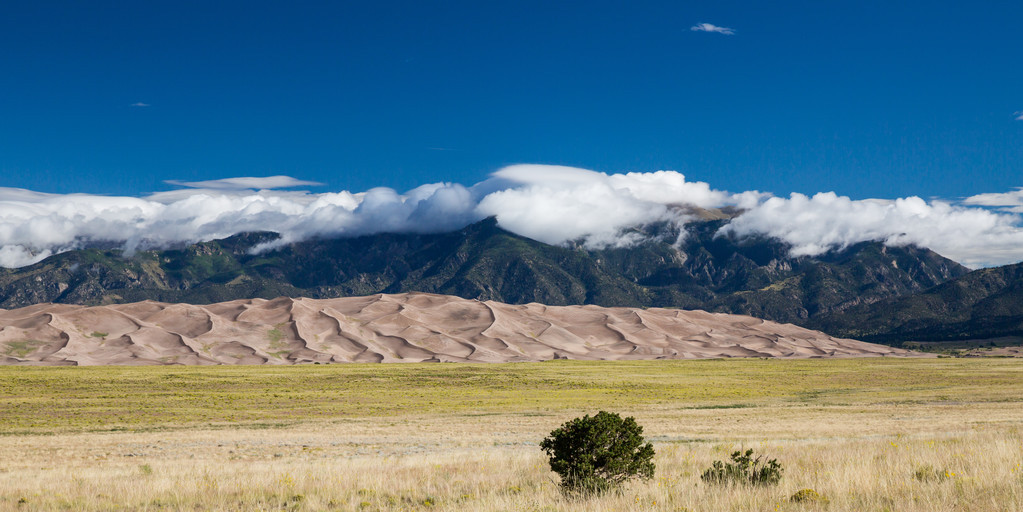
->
[0, 293, 919, 365]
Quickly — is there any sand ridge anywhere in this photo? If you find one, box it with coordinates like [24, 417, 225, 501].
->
[0, 292, 920, 365]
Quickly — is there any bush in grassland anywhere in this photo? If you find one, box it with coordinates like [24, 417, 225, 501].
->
[539, 411, 655, 495]
[701, 449, 783, 486]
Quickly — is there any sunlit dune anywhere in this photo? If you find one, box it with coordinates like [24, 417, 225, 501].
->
[0, 292, 919, 365]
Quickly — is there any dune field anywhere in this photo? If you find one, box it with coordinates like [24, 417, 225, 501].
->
[0, 292, 917, 365]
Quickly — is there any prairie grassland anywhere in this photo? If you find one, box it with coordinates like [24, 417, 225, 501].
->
[0, 358, 1022, 511]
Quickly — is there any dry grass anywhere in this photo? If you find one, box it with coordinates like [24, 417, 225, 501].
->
[1, 359, 1022, 510]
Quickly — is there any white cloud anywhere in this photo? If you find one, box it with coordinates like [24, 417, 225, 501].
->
[130, 102, 150, 107]
[0, 187, 57, 202]
[0, 245, 51, 269]
[164, 176, 324, 190]
[963, 188, 1023, 210]
[1, 166, 1021, 269]
[477, 165, 742, 247]
[721, 192, 1023, 268]
[690, 23, 735, 35]
[1015, 111, 1023, 120]
[0, 167, 753, 267]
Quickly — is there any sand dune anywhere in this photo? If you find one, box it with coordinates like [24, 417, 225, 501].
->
[0, 293, 920, 365]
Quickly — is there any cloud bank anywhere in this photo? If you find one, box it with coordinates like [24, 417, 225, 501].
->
[1, 164, 1021, 269]
[721, 193, 1023, 268]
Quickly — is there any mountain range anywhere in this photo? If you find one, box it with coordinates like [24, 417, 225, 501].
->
[0, 217, 1018, 345]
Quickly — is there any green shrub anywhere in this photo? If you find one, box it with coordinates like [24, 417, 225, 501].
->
[701, 449, 782, 486]
[539, 411, 655, 494]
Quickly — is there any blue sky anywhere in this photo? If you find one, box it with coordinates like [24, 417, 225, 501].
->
[2, 0, 1021, 199]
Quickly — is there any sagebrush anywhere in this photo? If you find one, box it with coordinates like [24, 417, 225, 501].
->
[701, 449, 783, 486]
[539, 411, 655, 494]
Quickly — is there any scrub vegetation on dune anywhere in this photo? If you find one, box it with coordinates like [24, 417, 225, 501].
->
[0, 359, 1021, 511]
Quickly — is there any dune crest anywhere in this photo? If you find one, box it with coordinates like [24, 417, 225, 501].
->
[0, 293, 919, 365]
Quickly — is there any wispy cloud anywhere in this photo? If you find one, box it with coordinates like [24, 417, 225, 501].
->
[130, 102, 150, 107]
[164, 176, 324, 190]
[963, 188, 1023, 213]
[1015, 111, 1023, 120]
[690, 23, 735, 35]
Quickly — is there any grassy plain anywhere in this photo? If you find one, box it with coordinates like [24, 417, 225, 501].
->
[1, 358, 1022, 511]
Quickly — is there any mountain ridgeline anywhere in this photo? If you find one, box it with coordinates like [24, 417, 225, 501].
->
[810, 261, 1023, 344]
[0, 217, 979, 344]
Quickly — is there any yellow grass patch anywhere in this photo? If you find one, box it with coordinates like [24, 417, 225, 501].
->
[1, 359, 1021, 510]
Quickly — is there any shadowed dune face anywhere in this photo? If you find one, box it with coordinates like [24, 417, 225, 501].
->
[0, 293, 922, 365]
